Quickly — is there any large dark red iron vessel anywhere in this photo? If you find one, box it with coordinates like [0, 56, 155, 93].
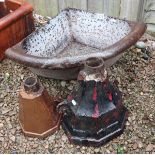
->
[58, 58, 128, 146]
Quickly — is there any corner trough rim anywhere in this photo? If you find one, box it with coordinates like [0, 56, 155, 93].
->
[5, 8, 147, 70]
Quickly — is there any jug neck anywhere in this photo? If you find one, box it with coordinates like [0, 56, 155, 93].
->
[84, 57, 104, 73]
[24, 77, 40, 93]
[81, 57, 107, 82]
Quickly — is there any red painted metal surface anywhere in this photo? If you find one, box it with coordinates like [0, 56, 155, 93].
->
[0, 0, 34, 61]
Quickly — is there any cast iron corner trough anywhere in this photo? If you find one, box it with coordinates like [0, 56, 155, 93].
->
[0, 0, 34, 61]
[6, 8, 146, 80]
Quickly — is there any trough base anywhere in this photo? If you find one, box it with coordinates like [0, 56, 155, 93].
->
[30, 67, 82, 80]
[62, 107, 128, 147]
[29, 54, 122, 80]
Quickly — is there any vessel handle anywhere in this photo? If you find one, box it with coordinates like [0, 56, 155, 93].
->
[57, 100, 72, 116]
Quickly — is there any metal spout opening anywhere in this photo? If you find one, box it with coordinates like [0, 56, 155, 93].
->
[24, 77, 40, 93]
[85, 57, 104, 70]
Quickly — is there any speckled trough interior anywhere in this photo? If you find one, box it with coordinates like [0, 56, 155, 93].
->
[22, 9, 131, 61]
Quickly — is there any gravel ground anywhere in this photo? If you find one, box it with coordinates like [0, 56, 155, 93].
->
[0, 45, 155, 153]
[0, 15, 155, 153]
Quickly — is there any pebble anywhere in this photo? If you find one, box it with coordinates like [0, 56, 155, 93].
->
[81, 150, 85, 154]
[8, 110, 16, 116]
[3, 142, 8, 148]
[61, 135, 67, 142]
[146, 144, 154, 152]
[0, 123, 4, 128]
[61, 81, 66, 87]
[126, 121, 130, 126]
[0, 102, 4, 107]
[70, 144, 74, 148]
[44, 144, 49, 149]
[0, 74, 4, 82]
[106, 149, 110, 153]
[2, 108, 11, 114]
[135, 41, 146, 49]
[11, 150, 18, 154]
[68, 85, 74, 91]
[33, 143, 38, 148]
[10, 135, 16, 142]
[0, 98, 3, 103]
[140, 92, 144, 95]
[152, 51, 155, 58]
[48, 135, 55, 142]
[136, 49, 141, 53]
[10, 129, 16, 134]
[133, 143, 138, 150]
[112, 143, 117, 150]
[0, 137, 4, 141]
[142, 53, 150, 60]
[128, 117, 132, 122]
[20, 75, 24, 80]
[70, 80, 76, 84]
[8, 123, 13, 129]
[149, 114, 153, 117]
[137, 141, 143, 148]
[94, 148, 100, 153]
[48, 148, 54, 153]
[5, 73, 10, 79]
[116, 77, 121, 84]
[152, 42, 155, 50]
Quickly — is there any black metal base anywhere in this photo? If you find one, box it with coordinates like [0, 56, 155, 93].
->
[62, 107, 128, 147]
[59, 80, 129, 147]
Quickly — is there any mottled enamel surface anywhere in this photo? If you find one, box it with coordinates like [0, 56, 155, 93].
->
[22, 9, 131, 59]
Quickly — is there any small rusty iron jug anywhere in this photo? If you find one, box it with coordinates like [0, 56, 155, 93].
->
[19, 77, 61, 138]
[58, 57, 128, 146]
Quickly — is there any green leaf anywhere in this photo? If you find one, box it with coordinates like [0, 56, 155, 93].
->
[117, 145, 124, 154]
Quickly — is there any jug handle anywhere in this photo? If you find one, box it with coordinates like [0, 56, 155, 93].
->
[57, 100, 72, 116]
